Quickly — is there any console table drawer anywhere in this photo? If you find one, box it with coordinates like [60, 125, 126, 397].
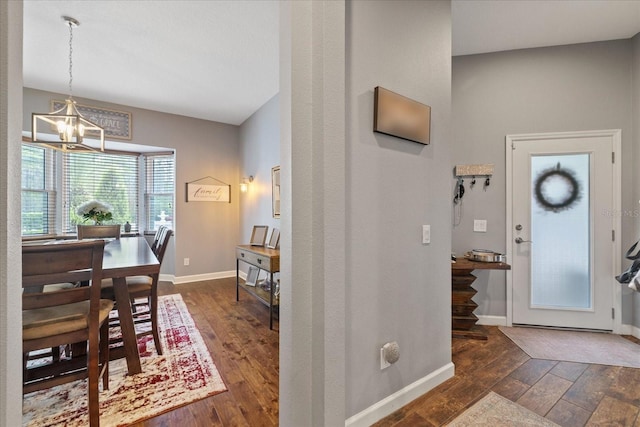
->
[236, 248, 272, 271]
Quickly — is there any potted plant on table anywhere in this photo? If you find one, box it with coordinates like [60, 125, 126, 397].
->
[77, 200, 113, 225]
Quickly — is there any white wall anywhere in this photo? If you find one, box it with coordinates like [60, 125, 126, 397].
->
[452, 40, 634, 322]
[239, 94, 280, 246]
[0, 0, 24, 424]
[345, 0, 453, 420]
[23, 88, 241, 282]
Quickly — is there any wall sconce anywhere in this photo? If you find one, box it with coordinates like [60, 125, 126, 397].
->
[240, 176, 254, 193]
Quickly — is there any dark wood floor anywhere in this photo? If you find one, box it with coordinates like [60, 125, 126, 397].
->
[134, 277, 279, 426]
[136, 278, 640, 426]
[376, 327, 640, 427]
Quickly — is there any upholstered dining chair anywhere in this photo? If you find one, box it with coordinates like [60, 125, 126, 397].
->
[22, 240, 112, 427]
[102, 226, 173, 355]
[77, 224, 121, 240]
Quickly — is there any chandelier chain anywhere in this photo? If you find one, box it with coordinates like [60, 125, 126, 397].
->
[68, 19, 73, 96]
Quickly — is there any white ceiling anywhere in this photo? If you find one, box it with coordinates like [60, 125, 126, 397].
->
[23, 0, 280, 126]
[23, 1, 640, 126]
[452, 0, 640, 56]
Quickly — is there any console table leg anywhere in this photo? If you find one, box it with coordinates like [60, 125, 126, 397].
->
[236, 259, 240, 301]
[269, 271, 274, 330]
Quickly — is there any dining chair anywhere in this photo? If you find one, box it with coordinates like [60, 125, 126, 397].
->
[77, 224, 122, 240]
[102, 226, 173, 355]
[22, 240, 112, 427]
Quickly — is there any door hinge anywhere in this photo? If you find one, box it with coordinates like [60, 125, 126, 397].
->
[612, 230, 615, 242]
[612, 308, 615, 319]
[612, 152, 615, 163]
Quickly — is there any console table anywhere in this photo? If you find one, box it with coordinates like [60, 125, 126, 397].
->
[236, 245, 280, 330]
[452, 258, 510, 340]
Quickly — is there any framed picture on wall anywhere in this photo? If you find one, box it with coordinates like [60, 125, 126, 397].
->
[272, 166, 281, 218]
[373, 86, 431, 145]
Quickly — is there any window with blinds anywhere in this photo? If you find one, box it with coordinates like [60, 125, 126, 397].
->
[21, 143, 175, 236]
[62, 151, 140, 233]
[22, 144, 56, 235]
[145, 154, 175, 232]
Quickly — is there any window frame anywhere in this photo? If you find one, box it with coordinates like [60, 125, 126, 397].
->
[20, 142, 175, 237]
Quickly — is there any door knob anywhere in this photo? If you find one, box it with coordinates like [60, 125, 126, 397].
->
[515, 237, 532, 244]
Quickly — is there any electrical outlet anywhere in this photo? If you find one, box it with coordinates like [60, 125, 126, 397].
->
[183, 258, 190, 266]
[473, 220, 487, 233]
[422, 225, 431, 244]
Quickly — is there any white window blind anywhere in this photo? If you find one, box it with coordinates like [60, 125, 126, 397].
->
[62, 152, 140, 233]
[22, 144, 56, 235]
[145, 154, 175, 232]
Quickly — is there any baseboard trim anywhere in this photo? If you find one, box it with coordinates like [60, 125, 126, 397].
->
[344, 362, 455, 427]
[478, 316, 637, 336]
[476, 315, 507, 326]
[167, 270, 237, 284]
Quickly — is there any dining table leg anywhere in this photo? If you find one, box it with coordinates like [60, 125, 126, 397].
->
[112, 276, 142, 375]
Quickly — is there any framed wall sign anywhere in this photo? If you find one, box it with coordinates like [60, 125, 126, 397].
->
[373, 86, 431, 145]
[186, 183, 230, 202]
[52, 100, 132, 140]
[186, 176, 231, 202]
[272, 166, 281, 218]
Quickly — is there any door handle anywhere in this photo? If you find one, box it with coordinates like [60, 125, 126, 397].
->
[515, 237, 532, 244]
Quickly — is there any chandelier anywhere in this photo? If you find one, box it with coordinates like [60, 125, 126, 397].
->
[31, 16, 104, 152]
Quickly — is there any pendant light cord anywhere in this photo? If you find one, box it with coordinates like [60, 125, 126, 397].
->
[68, 19, 73, 97]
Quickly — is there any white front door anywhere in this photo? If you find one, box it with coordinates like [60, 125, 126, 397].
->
[507, 130, 620, 330]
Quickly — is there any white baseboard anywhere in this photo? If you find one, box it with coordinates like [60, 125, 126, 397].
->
[164, 270, 237, 284]
[476, 315, 507, 326]
[617, 323, 633, 335]
[476, 316, 638, 337]
[344, 362, 455, 427]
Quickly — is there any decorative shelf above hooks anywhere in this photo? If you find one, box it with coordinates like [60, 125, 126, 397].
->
[455, 164, 494, 177]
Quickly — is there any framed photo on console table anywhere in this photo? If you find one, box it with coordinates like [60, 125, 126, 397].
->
[250, 225, 269, 246]
[267, 228, 280, 249]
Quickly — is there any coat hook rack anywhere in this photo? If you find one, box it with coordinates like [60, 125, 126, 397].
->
[455, 163, 494, 178]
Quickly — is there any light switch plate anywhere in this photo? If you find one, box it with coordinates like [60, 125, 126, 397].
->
[473, 220, 487, 233]
[422, 225, 431, 244]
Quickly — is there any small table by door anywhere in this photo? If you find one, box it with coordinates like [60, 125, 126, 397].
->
[452, 258, 510, 340]
[236, 245, 280, 330]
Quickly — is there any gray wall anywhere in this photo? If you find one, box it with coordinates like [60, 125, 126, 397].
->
[346, 0, 452, 417]
[452, 40, 635, 323]
[239, 94, 280, 246]
[23, 88, 240, 280]
[633, 33, 640, 329]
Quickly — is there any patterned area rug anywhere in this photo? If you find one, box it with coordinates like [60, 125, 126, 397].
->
[499, 326, 640, 368]
[447, 392, 559, 426]
[23, 294, 227, 427]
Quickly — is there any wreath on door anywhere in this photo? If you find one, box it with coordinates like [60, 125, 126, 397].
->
[534, 162, 581, 213]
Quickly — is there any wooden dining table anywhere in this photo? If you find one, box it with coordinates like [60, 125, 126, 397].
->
[22, 235, 158, 375]
[102, 236, 159, 375]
